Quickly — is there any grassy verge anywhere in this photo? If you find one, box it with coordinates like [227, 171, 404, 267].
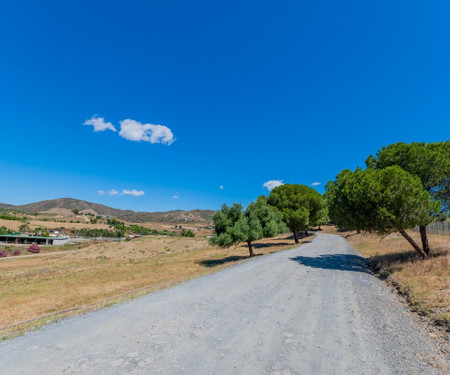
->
[323, 226, 450, 332]
[0, 233, 307, 339]
[0, 241, 92, 256]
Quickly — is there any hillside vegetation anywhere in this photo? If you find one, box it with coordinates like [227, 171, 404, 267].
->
[0, 198, 215, 223]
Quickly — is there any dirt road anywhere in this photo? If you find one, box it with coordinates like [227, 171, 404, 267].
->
[0, 233, 447, 374]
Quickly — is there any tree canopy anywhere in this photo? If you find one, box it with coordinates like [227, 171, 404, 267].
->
[325, 166, 440, 257]
[18, 223, 31, 233]
[210, 198, 287, 257]
[268, 184, 327, 243]
[365, 141, 449, 254]
[366, 141, 450, 213]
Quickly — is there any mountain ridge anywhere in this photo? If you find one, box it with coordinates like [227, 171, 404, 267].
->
[0, 198, 215, 223]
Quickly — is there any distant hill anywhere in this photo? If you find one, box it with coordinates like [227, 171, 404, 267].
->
[0, 203, 16, 210]
[1, 198, 215, 223]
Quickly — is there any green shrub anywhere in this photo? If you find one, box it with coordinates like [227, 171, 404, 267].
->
[181, 229, 195, 237]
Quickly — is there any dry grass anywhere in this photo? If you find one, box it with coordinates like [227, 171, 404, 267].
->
[0, 216, 209, 234]
[0, 218, 110, 231]
[0, 241, 94, 256]
[0, 233, 306, 339]
[322, 226, 450, 330]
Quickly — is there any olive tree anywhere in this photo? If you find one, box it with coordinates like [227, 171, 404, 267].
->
[18, 223, 31, 233]
[366, 141, 450, 255]
[210, 198, 287, 257]
[268, 184, 327, 243]
[325, 166, 440, 257]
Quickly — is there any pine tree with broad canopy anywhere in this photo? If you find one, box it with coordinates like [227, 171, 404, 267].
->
[325, 166, 441, 258]
[365, 141, 450, 255]
[210, 197, 287, 257]
[267, 184, 328, 243]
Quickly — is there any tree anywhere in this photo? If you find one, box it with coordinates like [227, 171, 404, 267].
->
[366, 141, 450, 255]
[210, 198, 287, 257]
[18, 223, 30, 233]
[72, 208, 80, 215]
[210, 203, 250, 253]
[245, 196, 288, 256]
[268, 184, 327, 243]
[325, 166, 441, 257]
[34, 226, 46, 236]
[0, 226, 13, 235]
[325, 169, 367, 233]
[181, 228, 195, 237]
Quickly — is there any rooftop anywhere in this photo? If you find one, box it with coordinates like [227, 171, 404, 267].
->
[0, 234, 68, 240]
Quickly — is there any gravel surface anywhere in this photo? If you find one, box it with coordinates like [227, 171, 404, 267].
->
[0, 233, 448, 374]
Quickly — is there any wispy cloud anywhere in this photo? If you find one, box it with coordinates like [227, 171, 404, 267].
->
[119, 119, 175, 145]
[108, 189, 119, 196]
[84, 115, 116, 132]
[219, 185, 224, 190]
[172, 195, 180, 199]
[121, 189, 145, 197]
[99, 188, 145, 197]
[263, 180, 284, 191]
[310, 182, 321, 186]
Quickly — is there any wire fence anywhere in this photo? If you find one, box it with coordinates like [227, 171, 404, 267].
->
[413, 221, 450, 236]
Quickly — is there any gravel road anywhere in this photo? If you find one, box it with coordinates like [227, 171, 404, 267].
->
[0, 233, 448, 374]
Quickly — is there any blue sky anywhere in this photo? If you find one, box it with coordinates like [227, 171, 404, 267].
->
[1, 0, 449, 212]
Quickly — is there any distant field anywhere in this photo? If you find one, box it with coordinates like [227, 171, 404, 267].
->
[0, 218, 110, 231]
[0, 232, 304, 338]
[323, 225, 450, 331]
[0, 214, 209, 235]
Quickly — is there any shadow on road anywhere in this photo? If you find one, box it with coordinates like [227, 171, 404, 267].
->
[252, 242, 292, 248]
[285, 233, 313, 241]
[290, 253, 370, 273]
[198, 256, 249, 268]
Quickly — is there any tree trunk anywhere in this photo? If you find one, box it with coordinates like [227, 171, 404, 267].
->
[419, 225, 431, 255]
[247, 241, 255, 257]
[304, 230, 308, 237]
[293, 231, 299, 244]
[400, 230, 426, 258]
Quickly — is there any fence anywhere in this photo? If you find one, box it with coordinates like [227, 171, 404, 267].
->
[413, 221, 450, 236]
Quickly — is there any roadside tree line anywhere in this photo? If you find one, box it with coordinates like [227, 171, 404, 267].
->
[326, 141, 449, 257]
[211, 141, 449, 259]
[210, 185, 328, 257]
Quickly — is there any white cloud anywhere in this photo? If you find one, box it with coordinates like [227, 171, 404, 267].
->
[219, 185, 224, 190]
[84, 115, 116, 132]
[172, 195, 180, 199]
[119, 119, 175, 145]
[263, 180, 284, 191]
[121, 189, 145, 197]
[310, 182, 321, 186]
[97, 190, 105, 195]
[108, 189, 119, 196]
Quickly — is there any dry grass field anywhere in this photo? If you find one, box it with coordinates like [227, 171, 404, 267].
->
[323, 226, 450, 331]
[0, 218, 110, 231]
[0, 233, 306, 339]
[0, 215, 207, 234]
